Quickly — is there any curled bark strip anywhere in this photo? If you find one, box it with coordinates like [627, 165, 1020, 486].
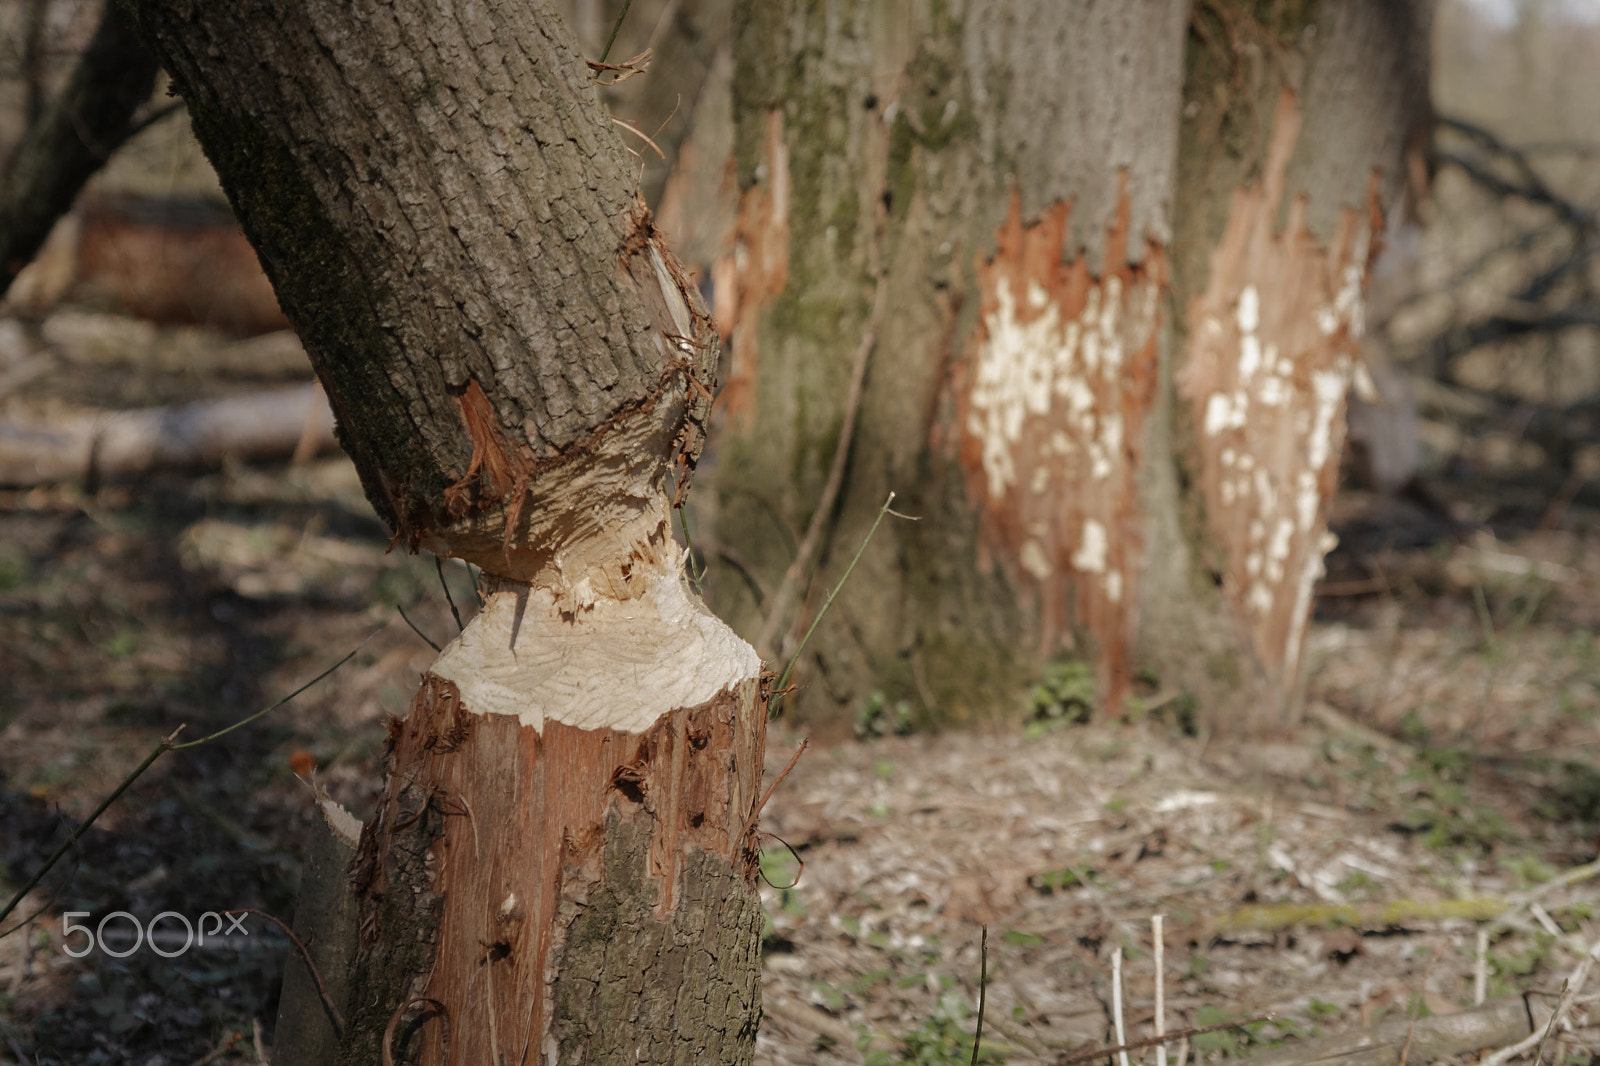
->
[740, 738, 809, 844]
[382, 997, 450, 1066]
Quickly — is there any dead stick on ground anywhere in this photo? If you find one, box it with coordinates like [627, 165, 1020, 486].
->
[1154, 914, 1167, 1066]
[1481, 936, 1600, 1066]
[755, 270, 890, 661]
[1055, 1016, 1274, 1065]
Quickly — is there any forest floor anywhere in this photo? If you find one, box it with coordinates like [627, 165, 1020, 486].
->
[1, 324, 1600, 1065]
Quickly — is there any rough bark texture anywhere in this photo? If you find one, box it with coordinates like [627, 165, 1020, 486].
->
[708, 0, 1187, 725]
[131, 0, 717, 583]
[273, 799, 361, 1066]
[128, 1, 766, 1062]
[703, 0, 1430, 727]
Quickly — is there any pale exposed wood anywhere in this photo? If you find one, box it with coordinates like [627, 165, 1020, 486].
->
[430, 524, 760, 733]
[346, 553, 764, 1064]
[0, 383, 335, 485]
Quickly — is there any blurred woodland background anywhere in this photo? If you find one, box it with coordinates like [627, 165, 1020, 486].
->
[0, 1, 1598, 1064]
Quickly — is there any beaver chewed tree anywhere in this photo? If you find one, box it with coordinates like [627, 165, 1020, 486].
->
[130, 1, 764, 1062]
[694, 0, 1431, 730]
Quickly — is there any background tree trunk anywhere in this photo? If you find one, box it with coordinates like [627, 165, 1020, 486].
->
[129, 1, 766, 1062]
[700, 0, 1431, 730]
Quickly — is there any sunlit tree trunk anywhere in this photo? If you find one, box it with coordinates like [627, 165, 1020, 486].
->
[129, 1, 766, 1062]
[703, 0, 1431, 729]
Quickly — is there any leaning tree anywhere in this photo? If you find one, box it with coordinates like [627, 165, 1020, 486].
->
[685, 0, 1432, 729]
[129, 1, 765, 1062]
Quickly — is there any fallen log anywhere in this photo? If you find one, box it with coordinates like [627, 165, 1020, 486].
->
[0, 382, 335, 485]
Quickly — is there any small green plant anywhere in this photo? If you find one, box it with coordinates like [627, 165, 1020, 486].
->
[858, 690, 915, 738]
[867, 989, 1002, 1066]
[1028, 865, 1097, 894]
[1306, 997, 1342, 1021]
[1025, 660, 1096, 737]
[1192, 1005, 1273, 1057]
[1499, 853, 1556, 887]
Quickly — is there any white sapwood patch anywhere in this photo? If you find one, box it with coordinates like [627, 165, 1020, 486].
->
[429, 559, 759, 734]
[967, 273, 1157, 500]
[1072, 519, 1108, 574]
[318, 796, 363, 850]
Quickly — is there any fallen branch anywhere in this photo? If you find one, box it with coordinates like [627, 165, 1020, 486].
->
[1213, 897, 1509, 934]
[1235, 995, 1550, 1066]
[0, 382, 336, 486]
[1480, 935, 1600, 1066]
[756, 270, 889, 662]
[0, 0, 160, 297]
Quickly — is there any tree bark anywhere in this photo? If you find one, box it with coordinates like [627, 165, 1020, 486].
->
[704, 0, 1430, 728]
[128, 1, 766, 1062]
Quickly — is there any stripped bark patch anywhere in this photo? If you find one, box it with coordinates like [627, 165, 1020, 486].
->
[958, 185, 1163, 707]
[711, 109, 789, 426]
[1180, 90, 1376, 696]
[443, 377, 517, 514]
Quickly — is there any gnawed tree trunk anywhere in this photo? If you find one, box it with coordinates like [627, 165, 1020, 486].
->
[701, 0, 1430, 728]
[128, 1, 766, 1063]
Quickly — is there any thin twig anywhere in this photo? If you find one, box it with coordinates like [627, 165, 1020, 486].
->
[611, 116, 666, 160]
[587, 47, 652, 85]
[1054, 1016, 1273, 1066]
[598, 0, 633, 63]
[971, 926, 990, 1066]
[0, 633, 376, 933]
[396, 602, 442, 652]
[227, 908, 345, 1037]
[1113, 946, 1130, 1066]
[0, 727, 179, 934]
[755, 272, 889, 660]
[172, 632, 378, 750]
[1154, 915, 1167, 1066]
[1481, 935, 1600, 1066]
[436, 556, 464, 632]
[768, 492, 910, 717]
